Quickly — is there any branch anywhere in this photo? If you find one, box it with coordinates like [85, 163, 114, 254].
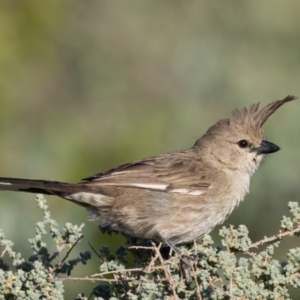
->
[249, 225, 300, 249]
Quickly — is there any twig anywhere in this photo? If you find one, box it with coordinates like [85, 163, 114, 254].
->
[60, 276, 119, 283]
[192, 240, 202, 300]
[249, 226, 300, 249]
[144, 242, 162, 273]
[1, 245, 9, 258]
[191, 263, 201, 300]
[60, 234, 84, 264]
[91, 268, 144, 277]
[88, 242, 103, 260]
[128, 245, 155, 250]
[150, 242, 179, 300]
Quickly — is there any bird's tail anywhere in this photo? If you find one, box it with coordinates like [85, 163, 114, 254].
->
[0, 177, 110, 209]
[0, 177, 80, 197]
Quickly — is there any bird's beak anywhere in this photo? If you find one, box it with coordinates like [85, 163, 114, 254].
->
[255, 140, 280, 155]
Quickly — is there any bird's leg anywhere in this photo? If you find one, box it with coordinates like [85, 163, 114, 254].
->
[159, 236, 192, 284]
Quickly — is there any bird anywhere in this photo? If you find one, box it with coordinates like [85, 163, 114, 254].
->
[0, 96, 296, 256]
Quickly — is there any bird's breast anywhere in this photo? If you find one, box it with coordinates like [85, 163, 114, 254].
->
[222, 173, 251, 219]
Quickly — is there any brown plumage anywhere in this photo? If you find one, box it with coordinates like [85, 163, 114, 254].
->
[0, 95, 297, 254]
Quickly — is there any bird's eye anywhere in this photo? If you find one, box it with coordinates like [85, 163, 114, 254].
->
[238, 139, 249, 148]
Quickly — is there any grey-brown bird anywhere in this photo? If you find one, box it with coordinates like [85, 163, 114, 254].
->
[0, 96, 296, 255]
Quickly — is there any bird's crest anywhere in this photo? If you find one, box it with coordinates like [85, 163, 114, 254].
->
[230, 95, 297, 138]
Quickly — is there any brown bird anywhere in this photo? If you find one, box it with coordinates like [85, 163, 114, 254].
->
[0, 96, 296, 256]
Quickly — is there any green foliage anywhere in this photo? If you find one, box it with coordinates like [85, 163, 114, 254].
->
[0, 195, 91, 300]
[0, 195, 300, 299]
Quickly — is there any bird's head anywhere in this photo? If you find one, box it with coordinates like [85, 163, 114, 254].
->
[194, 95, 297, 175]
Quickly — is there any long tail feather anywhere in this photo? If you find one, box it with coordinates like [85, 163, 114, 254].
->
[0, 177, 78, 197]
[0, 177, 111, 209]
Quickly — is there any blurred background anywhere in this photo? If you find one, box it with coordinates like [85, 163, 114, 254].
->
[0, 0, 300, 297]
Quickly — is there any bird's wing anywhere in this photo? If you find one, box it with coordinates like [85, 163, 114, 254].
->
[81, 150, 211, 195]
